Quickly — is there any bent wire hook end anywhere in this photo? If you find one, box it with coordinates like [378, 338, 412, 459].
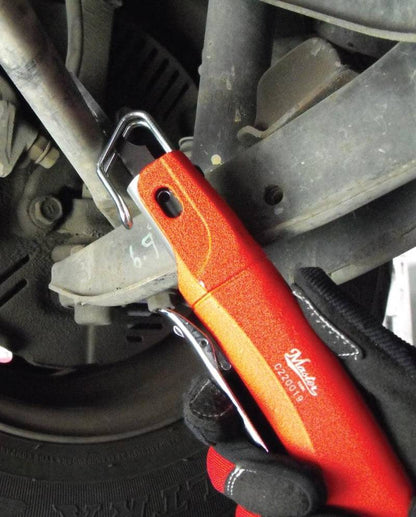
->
[96, 111, 173, 229]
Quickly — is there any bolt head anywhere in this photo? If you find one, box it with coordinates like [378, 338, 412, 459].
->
[30, 196, 63, 229]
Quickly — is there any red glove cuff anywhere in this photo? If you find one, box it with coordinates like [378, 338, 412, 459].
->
[207, 446, 235, 493]
[207, 447, 260, 517]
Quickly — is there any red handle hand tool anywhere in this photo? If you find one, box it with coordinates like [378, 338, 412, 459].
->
[97, 111, 412, 516]
[129, 149, 412, 517]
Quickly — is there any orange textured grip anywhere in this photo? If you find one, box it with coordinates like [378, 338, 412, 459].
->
[137, 151, 412, 516]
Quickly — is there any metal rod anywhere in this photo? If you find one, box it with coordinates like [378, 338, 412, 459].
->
[0, 0, 121, 227]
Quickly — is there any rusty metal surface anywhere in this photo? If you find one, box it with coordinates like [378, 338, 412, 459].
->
[0, 0, 129, 227]
[209, 43, 416, 243]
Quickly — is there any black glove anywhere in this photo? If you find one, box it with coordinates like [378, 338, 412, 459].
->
[184, 268, 416, 517]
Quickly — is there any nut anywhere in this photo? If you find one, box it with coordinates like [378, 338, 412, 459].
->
[27, 135, 60, 169]
[30, 196, 63, 229]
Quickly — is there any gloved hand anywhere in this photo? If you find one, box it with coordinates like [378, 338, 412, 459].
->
[184, 267, 416, 517]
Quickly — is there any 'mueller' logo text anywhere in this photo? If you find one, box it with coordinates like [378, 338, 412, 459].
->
[284, 348, 318, 397]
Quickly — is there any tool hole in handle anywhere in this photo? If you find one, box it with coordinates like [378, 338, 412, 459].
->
[156, 188, 183, 218]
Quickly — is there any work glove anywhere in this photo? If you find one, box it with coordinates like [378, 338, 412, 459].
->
[184, 267, 416, 517]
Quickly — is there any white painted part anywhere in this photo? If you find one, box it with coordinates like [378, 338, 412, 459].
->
[384, 248, 416, 345]
[0, 346, 13, 363]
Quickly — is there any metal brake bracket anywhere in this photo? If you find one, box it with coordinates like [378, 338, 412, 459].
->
[49, 213, 177, 307]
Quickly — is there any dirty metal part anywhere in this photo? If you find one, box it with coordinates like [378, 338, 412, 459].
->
[315, 21, 396, 59]
[239, 38, 356, 144]
[147, 291, 177, 313]
[0, 177, 172, 367]
[49, 41, 416, 301]
[74, 304, 112, 326]
[14, 157, 83, 238]
[0, 0, 130, 227]
[29, 196, 63, 230]
[49, 214, 177, 307]
[27, 135, 60, 169]
[261, 0, 416, 42]
[0, 71, 59, 173]
[71, 74, 112, 135]
[66, 0, 119, 102]
[51, 244, 86, 263]
[257, 39, 346, 130]
[15, 154, 83, 234]
[209, 43, 416, 242]
[57, 198, 111, 242]
[191, 0, 273, 172]
[65, 0, 83, 75]
[50, 172, 416, 302]
[0, 76, 38, 177]
[0, 76, 18, 108]
[265, 178, 416, 285]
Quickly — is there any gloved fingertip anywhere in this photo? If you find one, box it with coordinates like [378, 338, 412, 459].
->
[184, 376, 242, 445]
[209, 440, 326, 517]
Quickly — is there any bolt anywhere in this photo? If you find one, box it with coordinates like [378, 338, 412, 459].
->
[27, 135, 60, 169]
[264, 185, 283, 206]
[30, 196, 63, 229]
